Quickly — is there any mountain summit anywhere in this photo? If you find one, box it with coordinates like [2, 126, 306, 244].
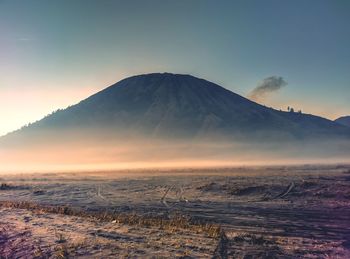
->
[4, 73, 349, 142]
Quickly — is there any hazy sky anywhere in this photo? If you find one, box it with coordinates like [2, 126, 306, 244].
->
[1, 0, 349, 136]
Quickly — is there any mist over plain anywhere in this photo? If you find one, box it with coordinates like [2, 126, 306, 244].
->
[1, 127, 349, 173]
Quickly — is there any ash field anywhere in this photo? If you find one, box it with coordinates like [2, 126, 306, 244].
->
[0, 165, 350, 258]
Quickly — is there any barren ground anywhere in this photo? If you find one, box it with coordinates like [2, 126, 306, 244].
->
[0, 164, 350, 258]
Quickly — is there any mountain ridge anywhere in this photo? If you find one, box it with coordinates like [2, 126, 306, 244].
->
[335, 116, 350, 128]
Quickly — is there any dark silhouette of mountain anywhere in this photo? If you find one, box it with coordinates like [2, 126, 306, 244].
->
[2, 73, 350, 144]
[335, 116, 350, 128]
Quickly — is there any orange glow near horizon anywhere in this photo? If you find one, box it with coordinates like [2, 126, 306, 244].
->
[0, 73, 128, 136]
[1, 158, 349, 175]
[1, 136, 349, 174]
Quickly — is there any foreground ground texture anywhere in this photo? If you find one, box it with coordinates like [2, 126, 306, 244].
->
[0, 165, 350, 258]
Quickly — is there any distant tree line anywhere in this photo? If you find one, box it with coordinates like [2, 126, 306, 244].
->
[287, 106, 302, 113]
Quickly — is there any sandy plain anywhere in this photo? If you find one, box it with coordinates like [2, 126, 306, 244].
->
[0, 165, 349, 258]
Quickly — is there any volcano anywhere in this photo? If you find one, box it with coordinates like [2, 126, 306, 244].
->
[2, 73, 349, 142]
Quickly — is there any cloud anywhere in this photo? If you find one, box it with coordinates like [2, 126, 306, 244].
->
[248, 76, 287, 101]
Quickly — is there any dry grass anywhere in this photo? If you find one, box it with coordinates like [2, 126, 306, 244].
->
[54, 244, 70, 259]
[0, 200, 221, 238]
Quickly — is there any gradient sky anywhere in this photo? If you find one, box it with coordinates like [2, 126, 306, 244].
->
[1, 0, 350, 136]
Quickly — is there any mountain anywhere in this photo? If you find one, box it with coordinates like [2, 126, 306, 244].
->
[2, 73, 350, 144]
[335, 116, 350, 128]
[1, 72, 349, 169]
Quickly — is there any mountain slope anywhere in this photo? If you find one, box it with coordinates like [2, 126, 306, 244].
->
[335, 116, 350, 128]
[4, 73, 349, 143]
